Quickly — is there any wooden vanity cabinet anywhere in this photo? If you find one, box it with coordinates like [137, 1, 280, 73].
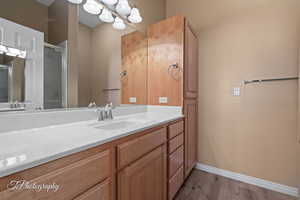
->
[184, 22, 199, 99]
[167, 120, 185, 200]
[0, 119, 186, 200]
[184, 99, 198, 176]
[73, 179, 111, 200]
[118, 145, 167, 200]
[0, 147, 114, 200]
[148, 15, 199, 180]
[117, 127, 167, 200]
[148, 15, 199, 105]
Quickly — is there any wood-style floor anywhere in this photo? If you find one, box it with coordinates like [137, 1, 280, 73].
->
[174, 170, 296, 200]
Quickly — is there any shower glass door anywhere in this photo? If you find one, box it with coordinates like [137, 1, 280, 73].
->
[44, 46, 63, 109]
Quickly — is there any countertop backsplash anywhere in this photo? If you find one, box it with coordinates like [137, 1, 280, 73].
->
[0, 105, 182, 134]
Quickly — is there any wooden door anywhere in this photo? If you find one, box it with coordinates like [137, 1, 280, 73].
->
[184, 23, 198, 98]
[118, 145, 167, 200]
[121, 31, 148, 105]
[147, 15, 185, 106]
[184, 99, 198, 177]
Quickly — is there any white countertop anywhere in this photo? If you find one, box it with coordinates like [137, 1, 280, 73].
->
[0, 111, 183, 177]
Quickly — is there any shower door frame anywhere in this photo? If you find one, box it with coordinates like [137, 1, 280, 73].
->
[44, 41, 68, 109]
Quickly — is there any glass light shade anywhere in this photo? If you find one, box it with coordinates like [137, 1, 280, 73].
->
[128, 8, 142, 23]
[116, 0, 131, 16]
[113, 17, 126, 30]
[83, 0, 103, 15]
[0, 45, 8, 53]
[7, 47, 20, 57]
[67, 0, 83, 4]
[99, 8, 114, 23]
[19, 50, 27, 58]
[101, 0, 117, 5]
[5, 47, 26, 58]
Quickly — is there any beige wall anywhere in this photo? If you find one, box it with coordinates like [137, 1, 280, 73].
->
[167, 0, 300, 187]
[90, 24, 135, 106]
[131, 0, 166, 32]
[78, 24, 93, 106]
[78, 23, 130, 106]
[48, 0, 68, 45]
[0, 0, 49, 41]
[66, 4, 80, 108]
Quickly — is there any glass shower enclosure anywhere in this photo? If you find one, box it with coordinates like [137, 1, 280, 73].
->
[43, 42, 67, 109]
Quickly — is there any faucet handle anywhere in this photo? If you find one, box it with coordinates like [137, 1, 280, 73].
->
[106, 102, 113, 109]
[108, 103, 113, 119]
[97, 107, 105, 121]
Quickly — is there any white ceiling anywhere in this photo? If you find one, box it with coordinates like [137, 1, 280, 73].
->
[36, 0, 102, 28]
[79, 5, 102, 28]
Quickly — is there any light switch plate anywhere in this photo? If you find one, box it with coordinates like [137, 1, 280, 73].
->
[159, 97, 168, 104]
[129, 97, 137, 103]
[233, 87, 241, 96]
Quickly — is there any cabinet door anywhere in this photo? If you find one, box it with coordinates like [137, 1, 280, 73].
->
[184, 99, 198, 177]
[147, 16, 185, 106]
[184, 23, 198, 99]
[118, 145, 167, 200]
[121, 31, 148, 105]
[74, 179, 111, 200]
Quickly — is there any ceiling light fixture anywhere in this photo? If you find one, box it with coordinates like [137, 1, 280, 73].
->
[113, 17, 126, 30]
[99, 8, 115, 23]
[83, 0, 103, 15]
[0, 45, 8, 54]
[116, 0, 131, 16]
[66, 0, 143, 30]
[128, 8, 142, 23]
[101, 0, 118, 6]
[6, 47, 26, 58]
[67, 0, 83, 4]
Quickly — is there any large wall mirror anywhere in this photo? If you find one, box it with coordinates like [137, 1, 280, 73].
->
[0, 52, 25, 103]
[78, 6, 148, 107]
[0, 0, 165, 112]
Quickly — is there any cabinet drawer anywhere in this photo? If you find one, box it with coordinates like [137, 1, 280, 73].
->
[168, 166, 184, 200]
[168, 120, 184, 139]
[168, 133, 184, 154]
[1, 150, 111, 200]
[168, 145, 184, 178]
[118, 127, 167, 169]
[74, 179, 111, 200]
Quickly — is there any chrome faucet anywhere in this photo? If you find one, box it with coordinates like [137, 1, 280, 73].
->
[97, 103, 114, 121]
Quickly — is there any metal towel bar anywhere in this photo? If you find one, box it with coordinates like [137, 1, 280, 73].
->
[102, 88, 121, 92]
[243, 77, 299, 85]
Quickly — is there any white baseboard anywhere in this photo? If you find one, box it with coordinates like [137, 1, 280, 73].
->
[196, 163, 299, 198]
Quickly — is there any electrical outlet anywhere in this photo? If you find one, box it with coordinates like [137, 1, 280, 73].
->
[129, 97, 137, 103]
[233, 87, 241, 96]
[159, 97, 168, 104]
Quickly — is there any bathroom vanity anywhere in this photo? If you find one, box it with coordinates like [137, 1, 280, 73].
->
[0, 108, 185, 200]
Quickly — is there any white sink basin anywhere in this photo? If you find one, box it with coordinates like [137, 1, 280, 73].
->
[94, 121, 138, 130]
[93, 118, 155, 131]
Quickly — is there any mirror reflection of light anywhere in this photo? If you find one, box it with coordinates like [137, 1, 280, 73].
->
[6, 157, 17, 166]
[0, 45, 26, 58]
[0, 154, 27, 169]
[0, 45, 8, 53]
[19, 154, 27, 162]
